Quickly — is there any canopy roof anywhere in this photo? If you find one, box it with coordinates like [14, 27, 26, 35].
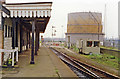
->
[2, 2, 52, 33]
[3, 2, 52, 18]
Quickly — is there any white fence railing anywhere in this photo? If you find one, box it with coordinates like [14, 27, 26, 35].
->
[0, 47, 18, 67]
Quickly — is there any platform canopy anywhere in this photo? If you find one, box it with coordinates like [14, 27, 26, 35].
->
[2, 2, 52, 33]
[2, 2, 52, 18]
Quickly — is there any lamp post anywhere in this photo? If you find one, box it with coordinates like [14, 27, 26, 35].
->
[61, 25, 64, 39]
[52, 26, 55, 42]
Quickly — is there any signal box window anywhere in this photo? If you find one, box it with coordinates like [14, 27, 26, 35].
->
[94, 41, 99, 47]
[87, 41, 92, 47]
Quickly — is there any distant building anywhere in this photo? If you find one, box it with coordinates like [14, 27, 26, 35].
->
[103, 38, 118, 49]
[65, 12, 105, 46]
[43, 38, 65, 42]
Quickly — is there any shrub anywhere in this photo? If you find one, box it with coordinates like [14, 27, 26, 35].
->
[110, 56, 115, 59]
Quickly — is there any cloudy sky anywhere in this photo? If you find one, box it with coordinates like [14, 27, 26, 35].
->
[6, 0, 119, 38]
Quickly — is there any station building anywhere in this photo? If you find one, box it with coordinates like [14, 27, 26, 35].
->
[65, 12, 105, 46]
[0, 0, 52, 66]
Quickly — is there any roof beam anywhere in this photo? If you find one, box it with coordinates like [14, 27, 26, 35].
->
[0, 4, 10, 15]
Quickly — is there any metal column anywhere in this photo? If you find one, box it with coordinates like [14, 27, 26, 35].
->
[35, 31, 38, 55]
[12, 18, 16, 49]
[26, 31, 28, 49]
[16, 22, 18, 47]
[38, 32, 39, 50]
[29, 31, 30, 49]
[20, 24, 22, 53]
[30, 19, 35, 64]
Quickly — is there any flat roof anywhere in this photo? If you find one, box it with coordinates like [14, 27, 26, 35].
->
[65, 33, 105, 35]
[5, 2, 52, 5]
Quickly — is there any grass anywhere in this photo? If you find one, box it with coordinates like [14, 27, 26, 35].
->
[54, 47, 119, 76]
[65, 45, 119, 70]
[55, 69, 59, 73]
[84, 54, 119, 70]
[101, 46, 119, 51]
[70, 45, 79, 53]
[55, 68, 61, 78]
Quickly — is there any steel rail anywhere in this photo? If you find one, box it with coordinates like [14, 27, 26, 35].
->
[51, 47, 101, 78]
[50, 47, 120, 79]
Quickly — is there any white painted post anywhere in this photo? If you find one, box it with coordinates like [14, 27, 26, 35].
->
[12, 52, 14, 66]
[28, 44, 29, 49]
[16, 47, 18, 62]
[9, 47, 13, 59]
[0, 52, 2, 66]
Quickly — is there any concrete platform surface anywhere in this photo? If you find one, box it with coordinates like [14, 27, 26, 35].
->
[2, 46, 77, 78]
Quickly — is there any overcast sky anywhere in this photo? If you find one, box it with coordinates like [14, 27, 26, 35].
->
[6, 0, 119, 39]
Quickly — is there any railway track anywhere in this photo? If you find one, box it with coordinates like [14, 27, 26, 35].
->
[50, 47, 120, 79]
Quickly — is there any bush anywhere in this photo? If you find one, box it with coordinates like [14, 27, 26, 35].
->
[8, 61, 12, 65]
[110, 56, 115, 59]
[8, 59, 12, 62]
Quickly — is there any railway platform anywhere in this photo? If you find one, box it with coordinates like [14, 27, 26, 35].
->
[2, 46, 77, 78]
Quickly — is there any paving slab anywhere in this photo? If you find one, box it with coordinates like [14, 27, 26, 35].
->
[2, 47, 77, 78]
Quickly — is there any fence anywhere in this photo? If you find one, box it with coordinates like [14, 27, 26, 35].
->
[0, 47, 18, 66]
